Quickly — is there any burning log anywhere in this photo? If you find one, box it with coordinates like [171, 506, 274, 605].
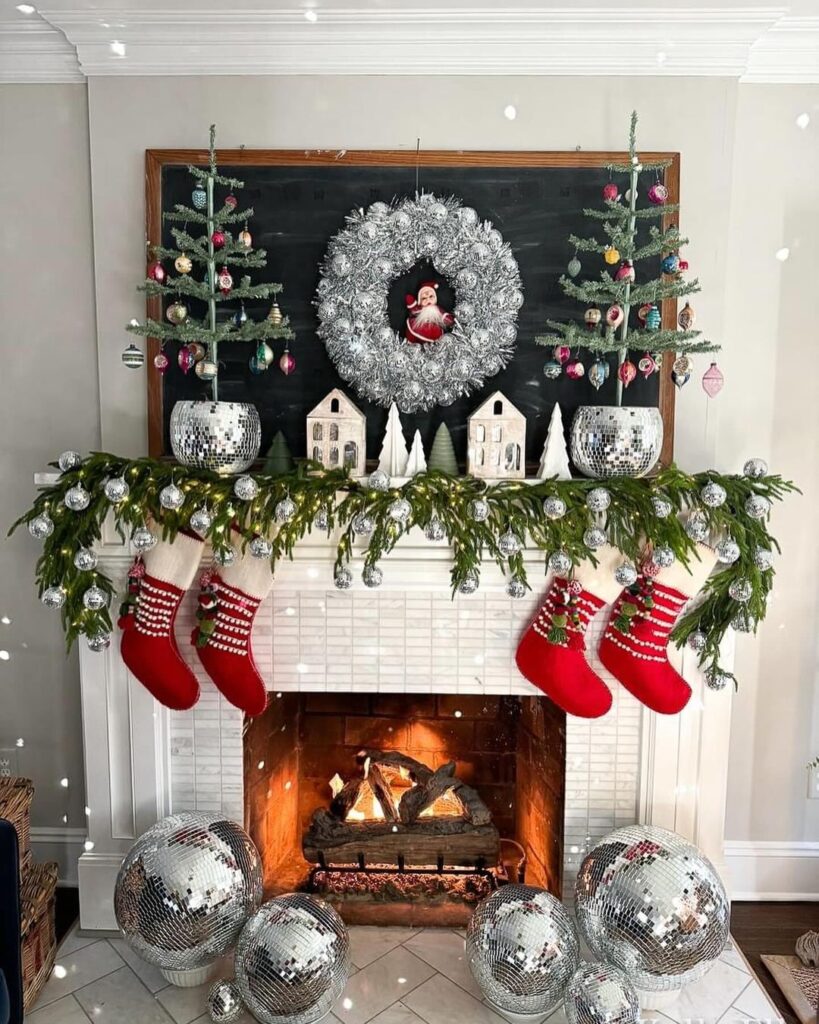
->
[330, 778, 366, 820]
[365, 761, 400, 822]
[399, 762, 459, 824]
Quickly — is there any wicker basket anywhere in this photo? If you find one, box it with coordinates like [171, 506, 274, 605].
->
[20, 861, 59, 1012]
[0, 776, 34, 874]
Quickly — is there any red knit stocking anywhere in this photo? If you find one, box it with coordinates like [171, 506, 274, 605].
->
[118, 532, 204, 710]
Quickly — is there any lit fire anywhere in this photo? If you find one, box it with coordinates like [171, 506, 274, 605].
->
[328, 765, 463, 822]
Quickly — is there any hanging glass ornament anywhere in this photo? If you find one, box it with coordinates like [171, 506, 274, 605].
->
[651, 495, 673, 518]
[122, 343, 145, 369]
[753, 547, 774, 571]
[82, 586, 108, 610]
[602, 182, 620, 202]
[617, 360, 637, 388]
[583, 526, 607, 549]
[603, 246, 620, 265]
[469, 498, 490, 522]
[672, 368, 691, 390]
[673, 354, 693, 377]
[425, 517, 446, 542]
[334, 566, 353, 590]
[28, 513, 54, 540]
[565, 359, 585, 380]
[715, 538, 740, 564]
[178, 347, 195, 374]
[651, 545, 676, 568]
[542, 495, 566, 520]
[41, 586, 66, 609]
[363, 565, 384, 589]
[661, 253, 680, 275]
[238, 226, 252, 249]
[687, 630, 707, 652]
[701, 362, 724, 398]
[267, 302, 283, 327]
[104, 477, 129, 504]
[224, 193, 238, 210]
[638, 353, 657, 378]
[458, 570, 480, 595]
[353, 513, 374, 536]
[700, 481, 727, 508]
[548, 550, 573, 575]
[745, 494, 771, 519]
[74, 548, 98, 572]
[648, 182, 668, 205]
[615, 260, 635, 283]
[645, 304, 661, 330]
[153, 352, 170, 375]
[248, 355, 266, 375]
[567, 255, 582, 277]
[279, 348, 296, 376]
[367, 470, 390, 491]
[728, 577, 753, 603]
[678, 258, 689, 272]
[685, 511, 709, 542]
[553, 344, 571, 365]
[159, 482, 185, 510]
[614, 562, 638, 586]
[313, 507, 330, 531]
[58, 451, 82, 473]
[234, 475, 259, 501]
[147, 260, 165, 283]
[255, 343, 273, 367]
[166, 301, 188, 325]
[743, 458, 768, 479]
[678, 301, 696, 330]
[584, 307, 602, 329]
[605, 304, 624, 328]
[588, 360, 609, 391]
[388, 498, 412, 524]
[211, 230, 226, 249]
[195, 360, 218, 381]
[637, 303, 652, 324]
[189, 507, 213, 535]
[217, 267, 233, 294]
[506, 576, 527, 599]
[132, 526, 156, 551]
[64, 484, 90, 512]
[543, 360, 562, 380]
[174, 254, 193, 275]
[275, 496, 297, 523]
[191, 182, 207, 209]
[249, 536, 272, 559]
[705, 667, 729, 692]
[214, 546, 236, 568]
[233, 304, 248, 328]
[86, 632, 111, 653]
[498, 529, 523, 557]
[586, 487, 611, 512]
[188, 342, 206, 362]
[731, 608, 754, 633]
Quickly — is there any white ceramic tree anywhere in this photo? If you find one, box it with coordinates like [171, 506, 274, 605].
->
[377, 402, 410, 477]
[537, 403, 572, 480]
[404, 430, 427, 476]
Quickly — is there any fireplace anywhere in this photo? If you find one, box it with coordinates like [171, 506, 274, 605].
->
[244, 693, 565, 925]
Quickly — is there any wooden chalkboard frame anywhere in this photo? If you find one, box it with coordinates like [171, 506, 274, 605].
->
[145, 148, 680, 465]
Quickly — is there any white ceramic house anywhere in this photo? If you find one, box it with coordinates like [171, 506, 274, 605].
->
[467, 390, 526, 479]
[306, 388, 367, 476]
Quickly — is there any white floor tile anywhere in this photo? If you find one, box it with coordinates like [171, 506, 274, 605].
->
[732, 976, 783, 1022]
[36, 940, 125, 1006]
[403, 973, 507, 1024]
[107, 938, 169, 993]
[719, 940, 751, 976]
[57, 925, 104, 957]
[349, 926, 422, 969]
[661, 959, 751, 1024]
[156, 981, 213, 1024]
[404, 929, 482, 997]
[25, 994, 91, 1024]
[335, 946, 437, 1024]
[368, 1004, 430, 1024]
[74, 965, 175, 1024]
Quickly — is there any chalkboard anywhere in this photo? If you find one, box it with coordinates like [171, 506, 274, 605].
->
[146, 149, 679, 471]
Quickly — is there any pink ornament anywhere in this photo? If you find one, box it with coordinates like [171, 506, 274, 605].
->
[565, 359, 585, 380]
[641, 559, 662, 579]
[614, 261, 635, 283]
[217, 266, 233, 294]
[605, 304, 624, 328]
[678, 259, 689, 272]
[602, 182, 619, 202]
[211, 230, 226, 250]
[701, 362, 724, 398]
[224, 194, 238, 210]
[279, 350, 296, 376]
[638, 353, 658, 379]
[648, 182, 668, 205]
[617, 360, 637, 388]
[553, 345, 571, 365]
[147, 260, 165, 283]
[153, 352, 170, 374]
[177, 347, 195, 374]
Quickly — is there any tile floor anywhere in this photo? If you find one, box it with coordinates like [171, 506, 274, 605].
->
[29, 924, 784, 1024]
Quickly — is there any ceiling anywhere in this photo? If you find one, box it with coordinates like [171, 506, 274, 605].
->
[1, 0, 817, 83]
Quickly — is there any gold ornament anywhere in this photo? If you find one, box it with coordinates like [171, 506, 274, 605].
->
[166, 301, 188, 325]
[195, 360, 218, 381]
[238, 228, 252, 249]
[174, 254, 193, 274]
[604, 246, 620, 265]
[678, 301, 696, 330]
[267, 302, 283, 326]
[188, 342, 206, 362]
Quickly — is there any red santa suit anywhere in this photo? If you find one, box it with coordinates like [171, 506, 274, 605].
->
[405, 281, 454, 344]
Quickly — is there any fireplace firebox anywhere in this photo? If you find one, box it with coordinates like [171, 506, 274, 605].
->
[244, 693, 565, 926]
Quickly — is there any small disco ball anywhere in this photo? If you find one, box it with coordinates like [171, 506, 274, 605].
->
[208, 979, 244, 1023]
[234, 893, 351, 1024]
[575, 824, 730, 993]
[114, 812, 262, 975]
[564, 962, 639, 1024]
[466, 884, 579, 1017]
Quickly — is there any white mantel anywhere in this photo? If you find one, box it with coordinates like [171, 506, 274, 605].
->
[76, 524, 734, 930]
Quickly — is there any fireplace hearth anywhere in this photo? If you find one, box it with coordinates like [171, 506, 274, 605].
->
[244, 692, 565, 925]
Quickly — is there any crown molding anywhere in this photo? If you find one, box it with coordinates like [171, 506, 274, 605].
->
[1, 4, 815, 83]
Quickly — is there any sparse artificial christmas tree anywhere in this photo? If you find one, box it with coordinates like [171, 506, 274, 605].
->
[125, 124, 294, 397]
[264, 430, 294, 475]
[377, 402, 409, 477]
[537, 404, 572, 481]
[427, 423, 459, 475]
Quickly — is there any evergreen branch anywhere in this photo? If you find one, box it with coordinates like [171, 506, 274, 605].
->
[187, 165, 245, 189]
[126, 313, 293, 344]
[583, 203, 680, 222]
[164, 205, 253, 227]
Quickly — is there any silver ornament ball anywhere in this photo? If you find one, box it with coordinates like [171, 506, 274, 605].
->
[651, 545, 675, 569]
[387, 498, 412, 524]
[543, 495, 567, 520]
[564, 962, 639, 1024]
[728, 577, 753, 603]
[685, 512, 709, 542]
[214, 547, 236, 568]
[64, 484, 91, 512]
[234, 475, 260, 502]
[744, 494, 771, 519]
[583, 527, 608, 550]
[58, 450, 82, 473]
[74, 548, 98, 572]
[28, 513, 54, 540]
[334, 566, 353, 590]
[114, 812, 262, 973]
[87, 632, 112, 653]
[132, 527, 157, 552]
[313, 507, 330, 531]
[614, 563, 638, 587]
[743, 458, 768, 479]
[730, 609, 754, 633]
[368, 470, 390, 492]
[651, 495, 673, 519]
[275, 497, 297, 523]
[249, 536, 272, 560]
[352, 513, 374, 537]
[41, 586, 66, 609]
[458, 570, 480, 595]
[82, 586, 108, 611]
[466, 884, 579, 1016]
[715, 538, 740, 565]
[104, 477, 130, 504]
[424, 517, 446, 542]
[189, 508, 214, 535]
[700, 482, 727, 509]
[160, 483, 185, 511]
[687, 630, 707, 653]
[362, 565, 383, 589]
[498, 529, 522, 557]
[207, 980, 243, 1024]
[705, 667, 729, 691]
[575, 823, 730, 992]
[506, 576, 527, 599]
[469, 498, 490, 523]
[586, 488, 612, 513]
[549, 550, 573, 576]
[753, 547, 774, 571]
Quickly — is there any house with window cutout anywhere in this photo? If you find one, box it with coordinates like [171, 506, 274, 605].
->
[306, 388, 367, 476]
[466, 391, 526, 479]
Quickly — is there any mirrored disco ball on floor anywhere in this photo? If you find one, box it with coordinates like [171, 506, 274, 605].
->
[234, 893, 351, 1024]
[570, 406, 663, 478]
[114, 812, 262, 976]
[466, 884, 579, 1017]
[564, 962, 640, 1024]
[575, 824, 730, 992]
[170, 400, 262, 475]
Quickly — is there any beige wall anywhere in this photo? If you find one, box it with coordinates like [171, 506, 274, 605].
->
[0, 84, 99, 875]
[1, 74, 816, 889]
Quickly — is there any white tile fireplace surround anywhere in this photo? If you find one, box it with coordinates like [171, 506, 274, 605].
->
[76, 527, 734, 932]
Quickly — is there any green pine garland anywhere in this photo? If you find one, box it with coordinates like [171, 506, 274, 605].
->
[11, 454, 797, 686]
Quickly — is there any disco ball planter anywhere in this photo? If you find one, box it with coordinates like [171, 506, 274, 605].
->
[570, 406, 663, 478]
[466, 884, 579, 1020]
[113, 812, 263, 986]
[574, 824, 730, 997]
[170, 400, 261, 475]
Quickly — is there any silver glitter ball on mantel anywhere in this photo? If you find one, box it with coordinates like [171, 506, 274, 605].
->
[543, 495, 567, 520]
[564, 962, 639, 1024]
[731, 609, 754, 633]
[207, 979, 243, 1023]
[586, 487, 611, 513]
[685, 511, 709, 542]
[743, 458, 768, 479]
[753, 547, 774, 571]
[86, 632, 112, 653]
[82, 586, 108, 610]
[74, 548, 98, 572]
[458, 570, 480, 595]
[506, 576, 527, 599]
[744, 494, 771, 519]
[700, 481, 727, 508]
[64, 484, 90, 512]
[334, 567, 353, 590]
[232, 893, 351, 1024]
[132, 527, 157, 552]
[41, 586, 66, 609]
[728, 577, 753, 603]
[170, 400, 262, 476]
[705, 667, 729, 692]
[368, 470, 390, 492]
[362, 565, 383, 588]
[189, 507, 214, 535]
[424, 517, 446, 542]
[583, 527, 608, 550]
[651, 545, 676, 569]
[715, 538, 740, 565]
[275, 497, 297, 523]
[234, 475, 260, 502]
[575, 823, 730, 993]
[104, 477, 130, 504]
[650, 495, 674, 519]
[313, 507, 330, 532]
[114, 812, 262, 975]
[214, 547, 237, 568]
[469, 498, 490, 523]
[58, 450, 82, 473]
[466, 884, 579, 1017]
[387, 498, 412, 524]
[160, 483, 185, 511]
[352, 513, 374, 537]
[549, 550, 573, 576]
[498, 529, 523, 557]
[570, 406, 663, 479]
[687, 630, 707, 653]
[28, 513, 54, 540]
[614, 563, 638, 587]
[249, 536, 273, 560]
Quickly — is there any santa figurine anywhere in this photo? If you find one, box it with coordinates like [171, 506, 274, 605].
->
[405, 281, 454, 344]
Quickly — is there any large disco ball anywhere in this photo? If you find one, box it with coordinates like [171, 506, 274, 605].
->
[575, 824, 730, 992]
[114, 812, 262, 975]
[234, 893, 351, 1024]
[564, 962, 639, 1024]
[466, 884, 579, 1016]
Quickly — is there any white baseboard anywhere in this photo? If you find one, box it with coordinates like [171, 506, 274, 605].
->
[724, 840, 819, 901]
[30, 826, 87, 887]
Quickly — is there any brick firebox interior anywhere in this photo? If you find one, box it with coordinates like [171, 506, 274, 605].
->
[244, 693, 565, 925]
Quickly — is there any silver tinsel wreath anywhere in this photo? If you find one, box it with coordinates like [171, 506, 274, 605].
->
[316, 193, 523, 412]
